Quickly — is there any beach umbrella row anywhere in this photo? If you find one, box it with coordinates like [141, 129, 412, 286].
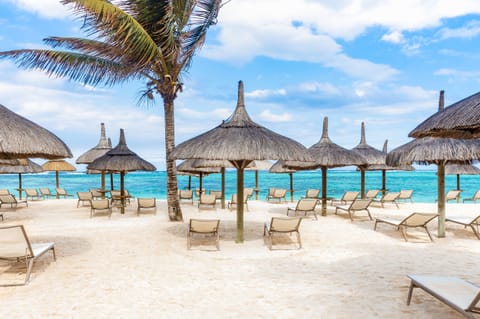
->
[0, 159, 42, 199]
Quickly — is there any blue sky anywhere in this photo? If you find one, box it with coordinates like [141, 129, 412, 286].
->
[1, 0, 480, 170]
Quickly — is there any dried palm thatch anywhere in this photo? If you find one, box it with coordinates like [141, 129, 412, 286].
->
[177, 159, 220, 200]
[42, 159, 76, 194]
[0, 104, 72, 159]
[76, 123, 111, 164]
[88, 129, 156, 213]
[410, 90, 480, 139]
[445, 164, 480, 193]
[269, 160, 296, 202]
[0, 159, 42, 199]
[351, 122, 386, 198]
[0, 159, 22, 166]
[172, 81, 312, 243]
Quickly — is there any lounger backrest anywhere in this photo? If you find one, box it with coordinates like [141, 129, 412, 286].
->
[474, 190, 480, 200]
[200, 194, 216, 204]
[382, 192, 400, 201]
[399, 190, 413, 199]
[179, 190, 193, 199]
[138, 198, 156, 208]
[269, 217, 302, 233]
[244, 188, 254, 197]
[0, 225, 33, 259]
[446, 190, 461, 200]
[89, 189, 103, 198]
[274, 189, 287, 198]
[91, 199, 110, 210]
[77, 191, 93, 200]
[210, 190, 222, 199]
[402, 213, 438, 227]
[110, 190, 121, 197]
[268, 188, 276, 196]
[0, 189, 10, 195]
[25, 189, 38, 196]
[39, 188, 51, 196]
[189, 219, 220, 233]
[56, 188, 67, 195]
[342, 191, 359, 202]
[0, 194, 16, 204]
[306, 189, 320, 198]
[296, 198, 317, 211]
[365, 190, 379, 199]
[350, 199, 372, 210]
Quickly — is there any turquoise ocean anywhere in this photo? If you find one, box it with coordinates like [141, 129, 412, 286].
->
[1, 169, 478, 203]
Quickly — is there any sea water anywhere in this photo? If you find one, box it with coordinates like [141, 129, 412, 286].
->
[1, 170, 478, 203]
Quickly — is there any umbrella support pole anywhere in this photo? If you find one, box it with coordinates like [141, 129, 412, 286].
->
[437, 163, 446, 238]
[321, 167, 327, 217]
[120, 172, 125, 214]
[456, 174, 461, 203]
[289, 173, 294, 202]
[221, 168, 226, 209]
[382, 170, 386, 196]
[255, 171, 259, 200]
[360, 169, 365, 199]
[236, 167, 245, 243]
[101, 172, 106, 199]
[55, 171, 60, 199]
[18, 173, 22, 199]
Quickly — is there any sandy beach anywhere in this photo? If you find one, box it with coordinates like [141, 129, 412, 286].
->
[0, 198, 479, 318]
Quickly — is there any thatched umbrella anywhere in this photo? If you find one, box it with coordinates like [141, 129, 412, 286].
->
[88, 129, 156, 214]
[287, 117, 366, 216]
[362, 140, 414, 196]
[0, 159, 42, 199]
[76, 123, 112, 195]
[245, 160, 273, 200]
[351, 122, 386, 198]
[41, 159, 76, 197]
[410, 90, 480, 139]
[445, 164, 480, 200]
[269, 160, 296, 202]
[177, 159, 221, 197]
[0, 104, 72, 159]
[171, 81, 313, 243]
[191, 159, 231, 209]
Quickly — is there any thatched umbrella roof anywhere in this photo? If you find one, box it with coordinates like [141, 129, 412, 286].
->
[172, 80, 312, 243]
[0, 159, 23, 166]
[0, 159, 43, 199]
[76, 123, 111, 164]
[410, 90, 480, 139]
[0, 104, 72, 159]
[351, 122, 386, 198]
[42, 159, 76, 195]
[269, 160, 296, 202]
[88, 129, 156, 213]
[445, 164, 480, 194]
[177, 159, 222, 174]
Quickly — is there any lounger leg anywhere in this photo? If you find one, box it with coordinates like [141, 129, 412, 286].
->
[374, 220, 379, 230]
[424, 226, 433, 242]
[296, 231, 302, 249]
[366, 209, 372, 221]
[215, 231, 220, 250]
[470, 225, 480, 240]
[400, 226, 408, 242]
[24, 258, 34, 285]
[51, 247, 57, 261]
[406, 281, 415, 305]
[187, 232, 191, 250]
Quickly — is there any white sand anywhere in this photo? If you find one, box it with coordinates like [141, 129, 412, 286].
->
[0, 198, 479, 318]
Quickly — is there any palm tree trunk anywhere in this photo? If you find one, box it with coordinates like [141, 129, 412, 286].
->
[163, 97, 183, 221]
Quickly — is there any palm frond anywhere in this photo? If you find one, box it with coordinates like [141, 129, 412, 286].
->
[0, 49, 142, 86]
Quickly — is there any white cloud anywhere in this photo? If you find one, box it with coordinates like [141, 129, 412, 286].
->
[259, 110, 292, 123]
[381, 31, 405, 44]
[434, 68, 480, 80]
[437, 20, 480, 39]
[2, 0, 69, 19]
[246, 88, 287, 99]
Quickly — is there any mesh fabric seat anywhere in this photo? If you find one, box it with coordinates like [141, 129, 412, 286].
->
[90, 199, 112, 218]
[329, 191, 359, 206]
[446, 215, 480, 240]
[287, 198, 318, 220]
[374, 192, 400, 208]
[267, 188, 287, 203]
[137, 198, 156, 216]
[39, 188, 55, 199]
[264, 217, 302, 250]
[0, 194, 28, 209]
[303, 189, 320, 199]
[187, 219, 220, 250]
[77, 191, 93, 208]
[374, 212, 438, 242]
[398, 190, 414, 203]
[25, 189, 43, 201]
[365, 189, 380, 200]
[335, 199, 373, 221]
[56, 187, 74, 198]
[198, 194, 216, 210]
[178, 189, 193, 204]
[227, 193, 249, 211]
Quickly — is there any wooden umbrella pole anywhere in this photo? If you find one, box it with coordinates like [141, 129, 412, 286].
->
[55, 171, 60, 198]
[120, 171, 125, 214]
[382, 170, 386, 196]
[437, 162, 446, 238]
[199, 172, 203, 194]
[236, 167, 245, 243]
[110, 173, 114, 190]
[18, 173, 22, 199]
[101, 171, 106, 199]
[255, 170, 259, 200]
[321, 167, 327, 217]
[221, 167, 225, 209]
[289, 172, 294, 202]
[456, 174, 461, 203]
[360, 169, 365, 199]
[188, 175, 191, 190]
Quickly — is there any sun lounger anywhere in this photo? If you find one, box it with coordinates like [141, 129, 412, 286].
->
[178, 189, 193, 204]
[227, 193, 249, 211]
[266, 188, 276, 201]
[374, 212, 438, 242]
[373, 192, 400, 208]
[335, 199, 373, 221]
[39, 188, 55, 199]
[90, 199, 112, 218]
[407, 275, 480, 318]
[329, 191, 359, 206]
[244, 188, 254, 199]
[198, 194, 216, 210]
[0, 225, 56, 286]
[89, 188, 104, 200]
[187, 219, 220, 250]
[55, 187, 74, 198]
[77, 191, 93, 208]
[444, 190, 461, 203]
[397, 190, 414, 203]
[267, 188, 287, 203]
[264, 217, 302, 250]
[137, 198, 156, 216]
[446, 215, 480, 240]
[24, 189, 43, 201]
[209, 190, 223, 201]
[463, 190, 480, 203]
[365, 189, 380, 200]
[287, 198, 318, 220]
[0, 189, 10, 195]
[0, 194, 28, 209]
[302, 189, 320, 200]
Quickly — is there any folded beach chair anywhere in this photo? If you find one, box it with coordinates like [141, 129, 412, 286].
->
[227, 193, 249, 211]
[0, 225, 56, 286]
[287, 198, 318, 220]
[137, 198, 156, 216]
[178, 189, 194, 204]
[0, 194, 28, 209]
[335, 199, 373, 221]
[365, 189, 380, 200]
[198, 194, 216, 210]
[302, 189, 320, 200]
[407, 275, 480, 318]
[267, 188, 287, 203]
[463, 190, 480, 203]
[398, 190, 414, 203]
[446, 215, 480, 240]
[90, 199, 112, 218]
[244, 188, 254, 199]
[329, 191, 359, 206]
[187, 219, 220, 250]
[39, 188, 55, 199]
[374, 212, 438, 242]
[76, 191, 93, 208]
[25, 188, 43, 201]
[55, 187, 74, 198]
[264, 217, 302, 250]
[374, 192, 400, 208]
[0, 189, 10, 195]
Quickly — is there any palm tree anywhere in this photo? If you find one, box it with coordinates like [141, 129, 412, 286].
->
[0, 0, 222, 221]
